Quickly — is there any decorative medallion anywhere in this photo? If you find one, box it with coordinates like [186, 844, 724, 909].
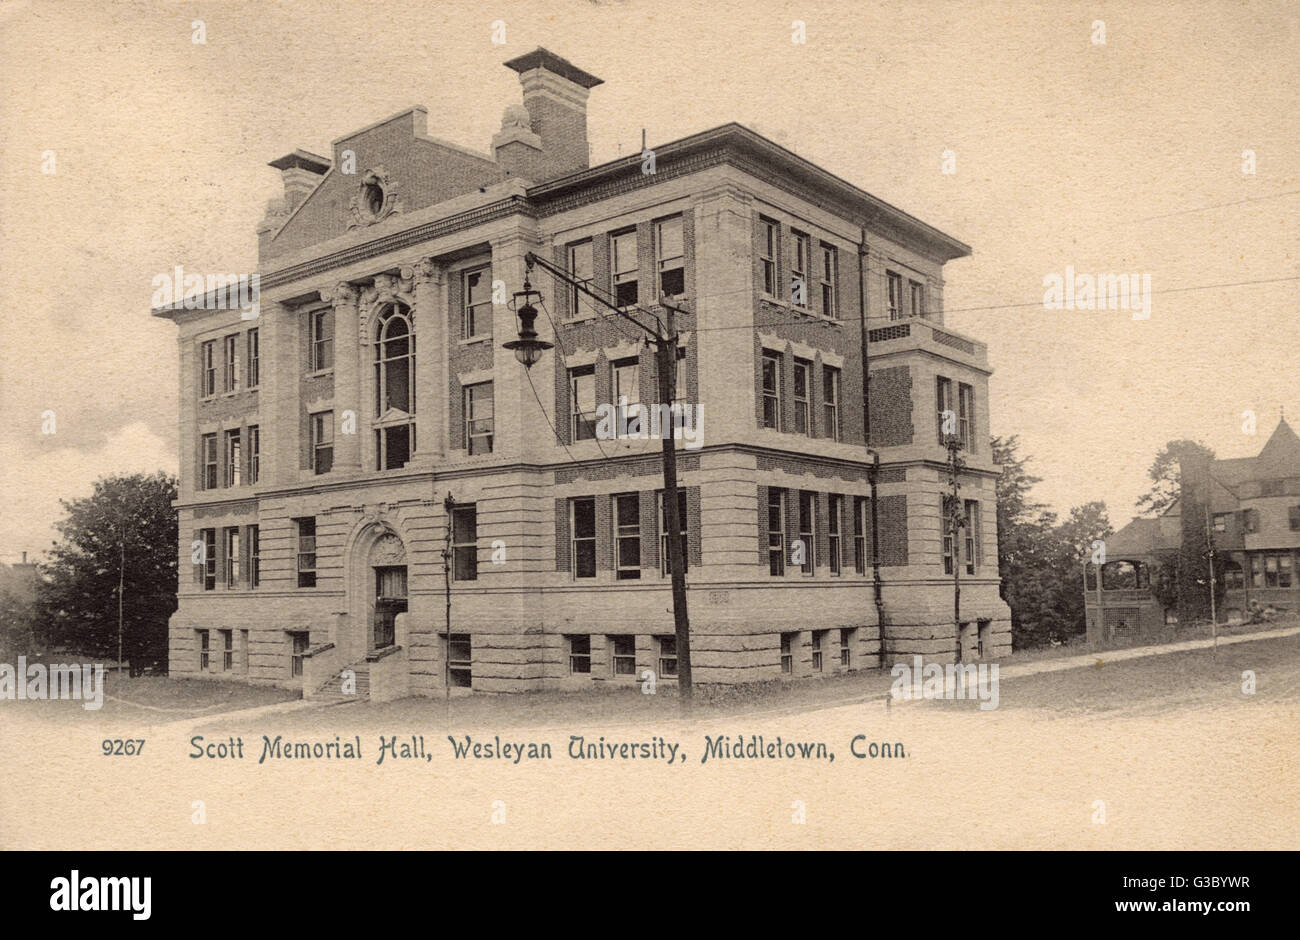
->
[348, 166, 401, 229]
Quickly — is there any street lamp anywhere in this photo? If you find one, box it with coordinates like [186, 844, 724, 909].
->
[502, 278, 552, 368]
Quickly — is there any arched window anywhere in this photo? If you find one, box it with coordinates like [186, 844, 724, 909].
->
[373, 303, 415, 470]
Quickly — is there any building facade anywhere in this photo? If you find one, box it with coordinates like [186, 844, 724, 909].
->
[1085, 417, 1300, 647]
[155, 49, 1009, 697]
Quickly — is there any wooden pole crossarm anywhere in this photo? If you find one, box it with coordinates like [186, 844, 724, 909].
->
[523, 251, 666, 339]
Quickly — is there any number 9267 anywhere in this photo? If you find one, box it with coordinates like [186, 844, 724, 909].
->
[102, 739, 145, 756]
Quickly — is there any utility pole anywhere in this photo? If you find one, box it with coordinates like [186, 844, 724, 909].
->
[505, 253, 694, 705]
[655, 299, 693, 702]
[1204, 499, 1218, 651]
[442, 491, 455, 715]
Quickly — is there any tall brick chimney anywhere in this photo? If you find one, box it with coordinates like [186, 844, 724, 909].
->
[495, 48, 603, 181]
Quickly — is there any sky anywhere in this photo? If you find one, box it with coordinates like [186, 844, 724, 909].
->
[1, 0, 1297, 562]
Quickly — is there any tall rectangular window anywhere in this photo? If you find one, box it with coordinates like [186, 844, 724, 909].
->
[811, 630, 825, 672]
[377, 424, 414, 471]
[295, 517, 316, 589]
[614, 493, 641, 580]
[570, 498, 597, 579]
[223, 334, 239, 392]
[610, 635, 636, 676]
[761, 351, 782, 430]
[247, 328, 259, 388]
[780, 632, 794, 674]
[612, 230, 638, 307]
[452, 504, 478, 581]
[463, 265, 493, 339]
[569, 366, 597, 441]
[201, 434, 218, 490]
[311, 411, 333, 475]
[658, 489, 688, 578]
[791, 231, 810, 307]
[247, 425, 260, 484]
[936, 376, 954, 444]
[853, 496, 866, 575]
[464, 382, 494, 455]
[198, 630, 210, 671]
[311, 309, 333, 372]
[290, 632, 308, 678]
[568, 635, 591, 674]
[819, 243, 837, 316]
[840, 628, 854, 667]
[657, 635, 678, 678]
[612, 359, 641, 434]
[941, 500, 955, 575]
[909, 280, 925, 318]
[248, 524, 260, 589]
[759, 217, 777, 295]
[964, 500, 980, 574]
[958, 383, 974, 450]
[798, 491, 815, 575]
[823, 366, 840, 441]
[220, 629, 233, 672]
[224, 526, 240, 589]
[655, 215, 684, 298]
[768, 488, 786, 576]
[445, 634, 472, 687]
[792, 359, 811, 435]
[828, 494, 843, 576]
[566, 239, 593, 316]
[887, 271, 903, 320]
[1252, 553, 1293, 588]
[224, 429, 241, 487]
[201, 529, 216, 591]
[200, 341, 216, 398]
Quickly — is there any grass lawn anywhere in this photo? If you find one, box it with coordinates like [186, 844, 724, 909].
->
[0, 673, 300, 728]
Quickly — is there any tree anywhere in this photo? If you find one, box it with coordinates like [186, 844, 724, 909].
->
[1135, 440, 1215, 517]
[38, 472, 178, 673]
[992, 438, 1114, 647]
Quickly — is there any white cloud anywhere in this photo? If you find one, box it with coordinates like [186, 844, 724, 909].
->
[0, 422, 176, 563]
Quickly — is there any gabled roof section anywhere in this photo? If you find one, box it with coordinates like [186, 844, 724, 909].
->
[1254, 416, 1300, 477]
[1108, 516, 1180, 557]
[263, 107, 506, 261]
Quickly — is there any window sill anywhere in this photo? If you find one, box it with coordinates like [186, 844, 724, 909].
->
[306, 369, 334, 379]
[459, 335, 492, 347]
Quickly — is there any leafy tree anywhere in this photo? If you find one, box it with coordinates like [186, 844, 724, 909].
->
[991, 438, 1114, 647]
[38, 472, 177, 672]
[1135, 439, 1215, 517]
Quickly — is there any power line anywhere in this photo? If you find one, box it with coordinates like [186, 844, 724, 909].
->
[1134, 189, 1300, 223]
[685, 273, 1300, 332]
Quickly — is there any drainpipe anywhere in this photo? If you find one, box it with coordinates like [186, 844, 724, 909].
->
[858, 232, 887, 662]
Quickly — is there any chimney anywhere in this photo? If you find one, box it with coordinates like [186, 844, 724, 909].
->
[268, 150, 331, 212]
[495, 48, 603, 181]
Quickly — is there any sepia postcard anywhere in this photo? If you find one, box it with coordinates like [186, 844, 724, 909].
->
[0, 0, 1296, 917]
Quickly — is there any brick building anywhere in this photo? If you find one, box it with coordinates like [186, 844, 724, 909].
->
[154, 48, 1009, 697]
[1085, 417, 1300, 646]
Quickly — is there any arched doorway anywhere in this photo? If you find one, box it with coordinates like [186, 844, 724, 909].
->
[346, 524, 407, 661]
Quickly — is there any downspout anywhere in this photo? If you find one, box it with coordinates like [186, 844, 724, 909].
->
[858, 231, 887, 661]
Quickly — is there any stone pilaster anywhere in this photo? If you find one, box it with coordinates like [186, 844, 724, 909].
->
[410, 257, 447, 462]
[323, 282, 362, 472]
